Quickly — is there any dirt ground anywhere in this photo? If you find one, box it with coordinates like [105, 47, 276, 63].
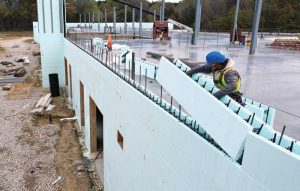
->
[0, 33, 96, 190]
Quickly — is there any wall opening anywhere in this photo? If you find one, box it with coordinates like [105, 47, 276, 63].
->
[89, 96, 104, 153]
[117, 131, 124, 150]
[64, 58, 68, 86]
[69, 64, 72, 98]
[80, 81, 85, 127]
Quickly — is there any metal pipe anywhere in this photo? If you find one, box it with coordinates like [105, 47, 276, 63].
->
[231, 0, 240, 45]
[250, 0, 263, 54]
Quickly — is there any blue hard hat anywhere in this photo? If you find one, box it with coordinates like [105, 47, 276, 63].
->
[206, 51, 227, 65]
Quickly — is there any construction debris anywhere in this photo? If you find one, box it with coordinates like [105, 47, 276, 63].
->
[51, 176, 62, 186]
[31, 93, 52, 115]
[1, 61, 12, 65]
[0, 76, 25, 86]
[13, 68, 27, 77]
[8, 83, 32, 100]
[60, 116, 77, 122]
[2, 83, 13, 91]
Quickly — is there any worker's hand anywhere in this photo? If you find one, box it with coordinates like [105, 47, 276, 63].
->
[185, 70, 193, 77]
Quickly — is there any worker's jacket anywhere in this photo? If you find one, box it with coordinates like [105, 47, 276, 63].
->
[186, 59, 241, 99]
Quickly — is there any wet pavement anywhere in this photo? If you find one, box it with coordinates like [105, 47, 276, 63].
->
[115, 31, 300, 140]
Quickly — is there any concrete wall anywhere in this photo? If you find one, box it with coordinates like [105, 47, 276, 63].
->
[64, 39, 267, 191]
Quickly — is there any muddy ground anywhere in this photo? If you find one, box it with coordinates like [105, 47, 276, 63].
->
[0, 33, 96, 190]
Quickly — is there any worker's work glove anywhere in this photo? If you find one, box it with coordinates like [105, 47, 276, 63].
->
[185, 70, 193, 77]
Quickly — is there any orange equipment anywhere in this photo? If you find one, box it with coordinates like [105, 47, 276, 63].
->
[107, 34, 112, 50]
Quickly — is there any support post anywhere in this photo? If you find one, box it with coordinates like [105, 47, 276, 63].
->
[231, 0, 240, 45]
[139, 2, 143, 38]
[113, 7, 116, 35]
[79, 14, 82, 27]
[250, 0, 263, 54]
[98, 11, 100, 32]
[105, 9, 107, 33]
[159, 6, 162, 21]
[124, 5, 127, 34]
[191, 0, 202, 45]
[161, 0, 165, 21]
[132, 8, 135, 35]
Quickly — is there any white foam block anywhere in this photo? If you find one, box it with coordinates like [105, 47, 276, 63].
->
[156, 57, 251, 159]
[242, 132, 300, 191]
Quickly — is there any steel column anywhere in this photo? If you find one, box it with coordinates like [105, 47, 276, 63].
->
[191, 0, 202, 45]
[250, 0, 263, 54]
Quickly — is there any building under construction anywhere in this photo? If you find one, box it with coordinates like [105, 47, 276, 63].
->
[1, 0, 299, 190]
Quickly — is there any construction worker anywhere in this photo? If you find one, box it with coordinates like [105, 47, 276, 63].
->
[107, 33, 112, 51]
[186, 51, 244, 106]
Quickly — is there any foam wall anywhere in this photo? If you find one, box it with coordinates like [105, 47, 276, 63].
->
[37, 0, 65, 87]
[64, 40, 266, 191]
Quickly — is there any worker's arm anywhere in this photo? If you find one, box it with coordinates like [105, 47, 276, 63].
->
[186, 64, 213, 77]
[213, 70, 240, 99]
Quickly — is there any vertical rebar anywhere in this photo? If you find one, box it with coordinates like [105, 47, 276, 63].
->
[131, 52, 135, 80]
[145, 69, 147, 93]
[278, 125, 286, 145]
[179, 105, 182, 120]
[170, 97, 173, 113]
[139, 65, 142, 88]
[160, 86, 163, 105]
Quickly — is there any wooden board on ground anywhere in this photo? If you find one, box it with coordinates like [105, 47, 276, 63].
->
[31, 93, 52, 115]
[8, 83, 32, 99]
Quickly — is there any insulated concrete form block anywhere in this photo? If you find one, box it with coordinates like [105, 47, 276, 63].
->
[156, 57, 251, 159]
[40, 34, 65, 87]
[245, 103, 264, 120]
[37, 0, 65, 87]
[64, 40, 267, 191]
[242, 132, 300, 191]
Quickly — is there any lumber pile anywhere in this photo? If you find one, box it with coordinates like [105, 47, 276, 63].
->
[31, 93, 52, 115]
[266, 39, 300, 51]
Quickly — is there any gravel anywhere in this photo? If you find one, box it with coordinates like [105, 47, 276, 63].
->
[0, 37, 60, 191]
